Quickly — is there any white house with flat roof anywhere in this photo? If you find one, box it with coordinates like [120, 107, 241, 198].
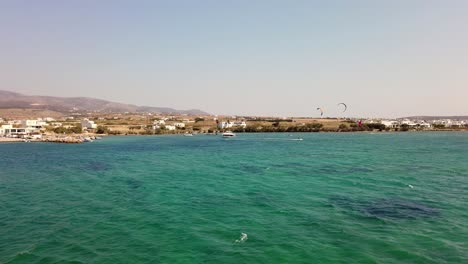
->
[380, 120, 399, 128]
[3, 127, 27, 137]
[81, 119, 97, 129]
[400, 119, 417, 127]
[21, 119, 46, 129]
[0, 124, 10, 136]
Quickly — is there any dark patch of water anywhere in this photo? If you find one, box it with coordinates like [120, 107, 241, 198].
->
[317, 165, 373, 175]
[347, 166, 374, 173]
[329, 195, 439, 219]
[127, 178, 143, 190]
[239, 164, 266, 174]
[363, 198, 439, 219]
[85, 161, 112, 172]
[246, 191, 276, 208]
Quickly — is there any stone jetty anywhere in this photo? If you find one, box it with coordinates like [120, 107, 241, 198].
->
[42, 137, 84, 143]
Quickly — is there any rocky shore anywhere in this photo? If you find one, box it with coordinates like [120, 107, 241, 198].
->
[0, 135, 102, 144]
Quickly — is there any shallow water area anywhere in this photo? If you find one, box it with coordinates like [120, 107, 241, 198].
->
[0, 132, 467, 263]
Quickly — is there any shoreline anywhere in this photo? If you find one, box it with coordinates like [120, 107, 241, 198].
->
[0, 135, 102, 144]
[2, 130, 467, 143]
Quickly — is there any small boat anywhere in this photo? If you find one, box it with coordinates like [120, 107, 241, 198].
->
[291, 138, 303, 141]
[184, 133, 194, 137]
[222, 131, 236, 137]
[83, 137, 94, 142]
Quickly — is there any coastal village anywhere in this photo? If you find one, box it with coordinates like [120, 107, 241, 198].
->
[1, 112, 467, 143]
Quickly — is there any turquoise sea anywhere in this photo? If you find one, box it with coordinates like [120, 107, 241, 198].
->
[1, 132, 467, 263]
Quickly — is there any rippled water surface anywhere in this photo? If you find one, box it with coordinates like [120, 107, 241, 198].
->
[1, 132, 467, 263]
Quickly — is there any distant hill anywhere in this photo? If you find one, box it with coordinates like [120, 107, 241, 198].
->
[402, 116, 468, 120]
[0, 90, 209, 115]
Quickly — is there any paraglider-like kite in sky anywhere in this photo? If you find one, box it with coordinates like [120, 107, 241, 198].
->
[337, 103, 347, 112]
[317, 107, 324, 117]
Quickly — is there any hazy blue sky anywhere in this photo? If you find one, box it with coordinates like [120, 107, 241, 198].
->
[1, 1, 467, 117]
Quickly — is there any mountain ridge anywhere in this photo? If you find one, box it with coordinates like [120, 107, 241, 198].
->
[0, 90, 209, 115]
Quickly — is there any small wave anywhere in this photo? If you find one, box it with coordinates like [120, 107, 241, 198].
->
[235, 233, 248, 243]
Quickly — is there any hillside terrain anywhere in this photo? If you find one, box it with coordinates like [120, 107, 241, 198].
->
[0, 90, 208, 116]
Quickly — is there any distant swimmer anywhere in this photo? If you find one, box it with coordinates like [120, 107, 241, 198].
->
[235, 233, 248, 243]
[408, 184, 414, 189]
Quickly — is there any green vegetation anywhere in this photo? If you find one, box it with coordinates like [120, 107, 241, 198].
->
[338, 124, 349, 131]
[400, 124, 409, 131]
[96, 125, 109, 134]
[53, 124, 82, 134]
[433, 124, 446, 129]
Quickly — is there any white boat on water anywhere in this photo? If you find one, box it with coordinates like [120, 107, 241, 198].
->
[222, 131, 236, 137]
[184, 133, 194, 137]
[83, 137, 94, 142]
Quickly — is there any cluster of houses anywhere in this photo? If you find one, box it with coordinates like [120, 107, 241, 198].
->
[0, 118, 49, 138]
[216, 120, 247, 129]
[150, 117, 247, 131]
[366, 119, 467, 129]
[151, 119, 187, 131]
[1, 115, 465, 137]
[0, 117, 100, 138]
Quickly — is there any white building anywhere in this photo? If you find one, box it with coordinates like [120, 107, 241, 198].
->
[154, 120, 166, 125]
[8, 120, 22, 125]
[81, 119, 97, 129]
[380, 120, 399, 128]
[232, 121, 247, 128]
[165, 125, 176, 131]
[0, 124, 10, 136]
[432, 119, 453, 127]
[415, 121, 432, 128]
[400, 119, 417, 127]
[50, 122, 63, 128]
[3, 127, 27, 137]
[217, 121, 247, 129]
[218, 121, 232, 129]
[21, 119, 47, 128]
[174, 122, 185, 128]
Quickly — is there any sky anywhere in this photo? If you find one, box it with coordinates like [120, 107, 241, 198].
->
[1, 0, 467, 117]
